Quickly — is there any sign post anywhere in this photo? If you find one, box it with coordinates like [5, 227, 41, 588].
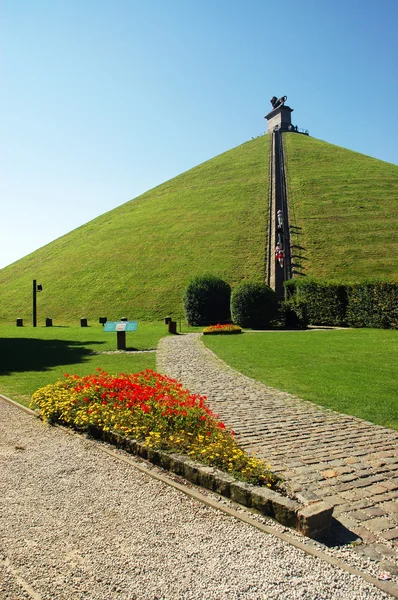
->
[103, 321, 138, 350]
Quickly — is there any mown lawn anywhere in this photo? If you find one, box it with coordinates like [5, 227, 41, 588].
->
[203, 328, 398, 430]
[0, 322, 170, 408]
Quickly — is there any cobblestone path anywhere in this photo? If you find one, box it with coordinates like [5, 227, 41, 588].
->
[157, 333, 398, 570]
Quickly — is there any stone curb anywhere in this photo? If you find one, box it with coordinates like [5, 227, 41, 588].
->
[91, 427, 333, 538]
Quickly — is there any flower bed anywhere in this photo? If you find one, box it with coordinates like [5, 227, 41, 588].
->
[31, 369, 278, 488]
[203, 323, 242, 335]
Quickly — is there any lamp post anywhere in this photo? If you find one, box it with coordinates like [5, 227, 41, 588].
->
[32, 280, 43, 327]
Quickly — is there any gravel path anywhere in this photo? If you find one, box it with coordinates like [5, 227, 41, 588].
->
[0, 397, 392, 599]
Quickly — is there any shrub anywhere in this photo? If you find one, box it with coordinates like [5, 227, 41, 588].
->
[285, 279, 398, 329]
[31, 369, 279, 487]
[284, 279, 347, 326]
[231, 281, 277, 329]
[346, 282, 398, 329]
[183, 275, 231, 326]
[203, 323, 242, 335]
[279, 299, 308, 329]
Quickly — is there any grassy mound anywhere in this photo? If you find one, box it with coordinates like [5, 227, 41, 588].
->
[0, 133, 397, 324]
[0, 137, 269, 323]
[285, 134, 398, 282]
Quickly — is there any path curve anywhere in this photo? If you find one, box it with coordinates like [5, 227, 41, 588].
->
[157, 333, 398, 567]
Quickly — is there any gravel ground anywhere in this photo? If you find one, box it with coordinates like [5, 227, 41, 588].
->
[0, 398, 392, 600]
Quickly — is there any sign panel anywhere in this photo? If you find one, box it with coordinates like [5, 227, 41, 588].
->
[104, 321, 138, 332]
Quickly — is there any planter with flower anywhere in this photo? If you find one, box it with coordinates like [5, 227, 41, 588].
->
[203, 323, 242, 335]
[31, 369, 277, 488]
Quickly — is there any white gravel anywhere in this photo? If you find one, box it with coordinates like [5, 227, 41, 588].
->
[0, 397, 391, 600]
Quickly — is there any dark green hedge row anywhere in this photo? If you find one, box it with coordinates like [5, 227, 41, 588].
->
[285, 279, 398, 329]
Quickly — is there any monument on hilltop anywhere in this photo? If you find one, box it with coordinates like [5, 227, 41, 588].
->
[264, 95, 294, 133]
[265, 95, 309, 135]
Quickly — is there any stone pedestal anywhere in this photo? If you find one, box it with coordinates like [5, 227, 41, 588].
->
[265, 105, 294, 133]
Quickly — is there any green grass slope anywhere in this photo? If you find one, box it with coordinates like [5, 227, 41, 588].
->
[1, 133, 397, 324]
[284, 133, 398, 281]
[0, 137, 269, 323]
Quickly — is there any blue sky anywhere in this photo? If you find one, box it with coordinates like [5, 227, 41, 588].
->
[1, 0, 397, 269]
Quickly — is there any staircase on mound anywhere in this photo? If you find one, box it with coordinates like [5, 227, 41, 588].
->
[266, 129, 292, 299]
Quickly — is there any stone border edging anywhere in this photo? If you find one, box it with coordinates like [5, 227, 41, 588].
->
[0, 392, 333, 537]
[91, 426, 333, 538]
[0, 393, 39, 418]
[1, 394, 396, 599]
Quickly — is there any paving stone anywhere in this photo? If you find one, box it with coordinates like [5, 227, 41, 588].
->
[363, 506, 388, 517]
[354, 545, 383, 562]
[361, 517, 397, 532]
[346, 510, 374, 522]
[352, 527, 378, 544]
[339, 489, 360, 501]
[381, 501, 398, 514]
[374, 491, 398, 502]
[380, 528, 398, 541]
[372, 543, 398, 558]
[378, 560, 398, 575]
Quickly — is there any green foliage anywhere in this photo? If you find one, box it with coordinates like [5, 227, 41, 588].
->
[231, 281, 277, 329]
[279, 299, 308, 329]
[286, 279, 398, 329]
[285, 279, 347, 326]
[183, 275, 231, 326]
[346, 282, 398, 329]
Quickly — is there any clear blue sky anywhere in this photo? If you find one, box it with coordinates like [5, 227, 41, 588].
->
[1, 0, 397, 269]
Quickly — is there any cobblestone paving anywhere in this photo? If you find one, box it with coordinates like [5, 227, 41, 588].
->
[157, 333, 398, 572]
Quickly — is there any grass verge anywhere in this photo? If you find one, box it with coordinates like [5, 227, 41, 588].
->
[0, 322, 172, 407]
[203, 328, 398, 430]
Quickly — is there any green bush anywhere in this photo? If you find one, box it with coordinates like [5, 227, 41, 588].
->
[279, 299, 308, 329]
[183, 275, 231, 326]
[346, 282, 398, 329]
[285, 279, 398, 329]
[231, 281, 277, 329]
[284, 279, 347, 326]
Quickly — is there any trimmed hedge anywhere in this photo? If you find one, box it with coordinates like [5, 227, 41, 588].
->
[346, 282, 398, 329]
[285, 279, 398, 329]
[279, 299, 308, 329]
[231, 281, 277, 329]
[183, 275, 231, 326]
[284, 279, 347, 326]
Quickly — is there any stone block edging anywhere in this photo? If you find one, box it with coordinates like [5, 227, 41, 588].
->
[93, 427, 333, 538]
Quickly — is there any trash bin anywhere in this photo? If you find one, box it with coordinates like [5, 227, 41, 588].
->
[45, 318, 53, 327]
[16, 318, 23, 327]
[80, 318, 88, 327]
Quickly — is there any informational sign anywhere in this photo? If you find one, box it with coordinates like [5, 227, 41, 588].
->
[104, 321, 138, 332]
